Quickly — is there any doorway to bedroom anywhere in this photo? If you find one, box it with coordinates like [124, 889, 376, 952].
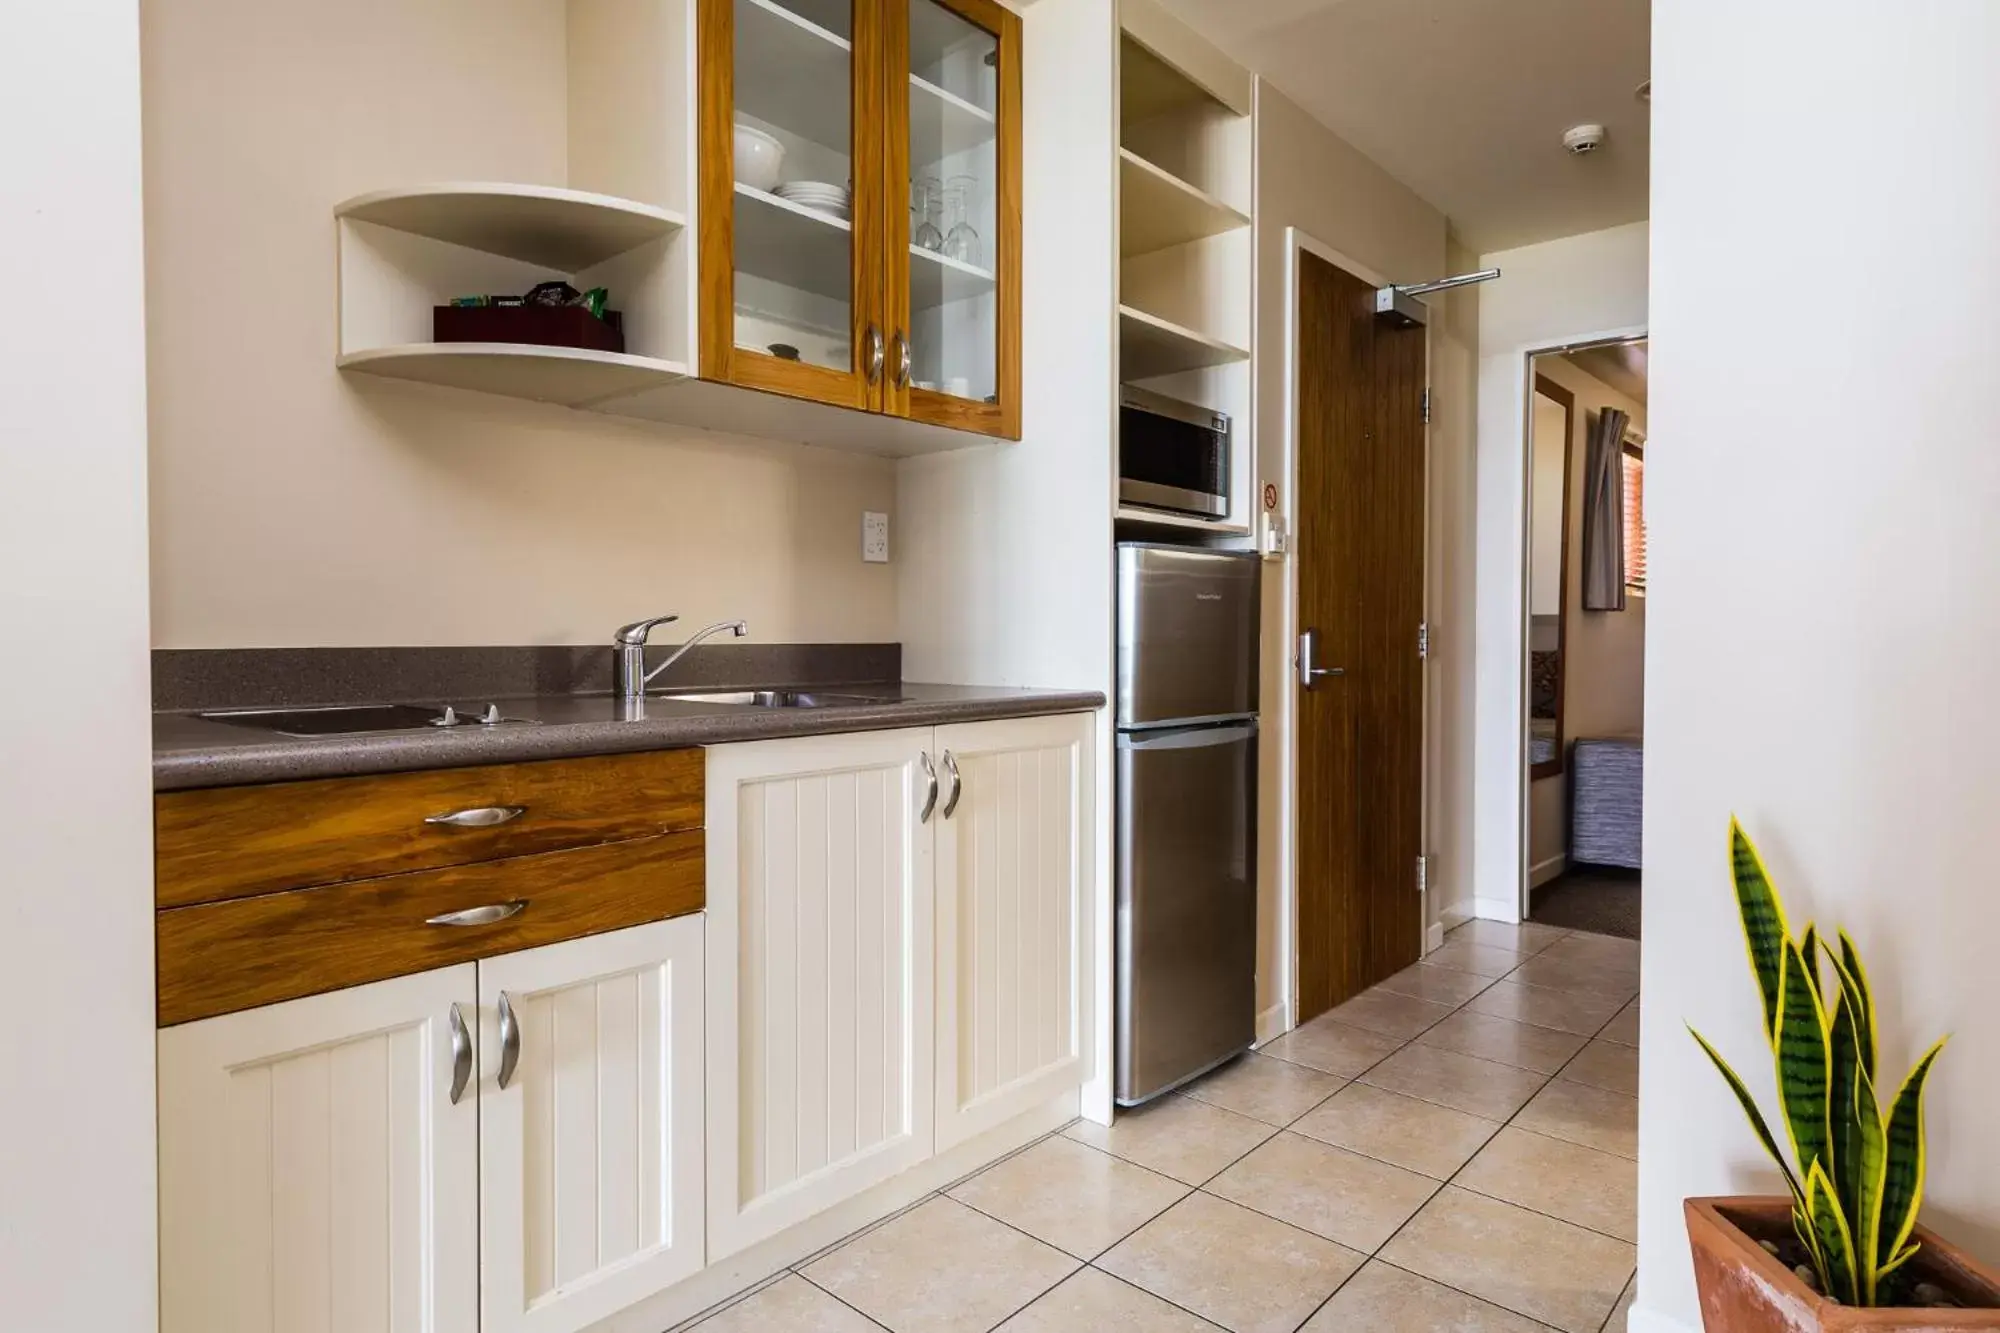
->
[1524, 338, 1648, 939]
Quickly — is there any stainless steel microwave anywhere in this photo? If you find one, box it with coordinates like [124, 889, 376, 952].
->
[1118, 385, 1230, 520]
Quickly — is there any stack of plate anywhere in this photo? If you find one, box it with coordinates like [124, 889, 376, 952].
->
[772, 180, 850, 220]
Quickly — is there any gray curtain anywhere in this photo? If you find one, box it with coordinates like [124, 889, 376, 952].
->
[1581, 407, 1629, 611]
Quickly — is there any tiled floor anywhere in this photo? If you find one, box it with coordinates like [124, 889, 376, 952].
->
[677, 919, 1641, 1333]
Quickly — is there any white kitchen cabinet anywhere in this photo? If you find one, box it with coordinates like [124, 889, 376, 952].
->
[158, 965, 481, 1333]
[703, 728, 938, 1259]
[478, 916, 706, 1333]
[932, 713, 1093, 1150]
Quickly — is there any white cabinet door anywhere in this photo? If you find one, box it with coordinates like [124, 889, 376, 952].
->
[933, 713, 1093, 1150]
[477, 915, 705, 1333]
[159, 965, 480, 1333]
[704, 729, 937, 1259]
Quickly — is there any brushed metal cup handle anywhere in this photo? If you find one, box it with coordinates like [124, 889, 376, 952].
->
[893, 331, 912, 389]
[865, 325, 885, 384]
[424, 805, 526, 828]
[941, 750, 963, 819]
[426, 901, 528, 928]
[447, 1003, 473, 1105]
[919, 751, 939, 824]
[497, 991, 521, 1091]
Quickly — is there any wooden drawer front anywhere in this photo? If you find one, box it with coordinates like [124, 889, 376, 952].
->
[157, 831, 704, 1026]
[155, 748, 704, 908]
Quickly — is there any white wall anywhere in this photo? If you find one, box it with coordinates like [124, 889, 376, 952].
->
[1470, 221, 1648, 920]
[1638, 4, 2000, 1329]
[144, 0, 898, 649]
[0, 3, 160, 1328]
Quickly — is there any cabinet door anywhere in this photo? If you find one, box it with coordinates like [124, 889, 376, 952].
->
[697, 0, 892, 411]
[704, 729, 936, 1258]
[933, 713, 1092, 1150]
[477, 916, 705, 1333]
[883, 0, 1021, 438]
[158, 966, 479, 1333]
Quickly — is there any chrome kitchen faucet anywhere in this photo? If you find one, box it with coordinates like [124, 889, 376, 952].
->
[614, 616, 749, 700]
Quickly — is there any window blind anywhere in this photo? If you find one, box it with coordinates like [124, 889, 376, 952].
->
[1621, 446, 1647, 590]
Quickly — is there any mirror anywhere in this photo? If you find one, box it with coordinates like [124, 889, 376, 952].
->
[1528, 374, 1574, 779]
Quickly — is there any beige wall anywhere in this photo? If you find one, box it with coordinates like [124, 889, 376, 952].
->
[143, 0, 898, 649]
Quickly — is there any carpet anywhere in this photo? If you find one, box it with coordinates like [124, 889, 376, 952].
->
[1530, 867, 1641, 939]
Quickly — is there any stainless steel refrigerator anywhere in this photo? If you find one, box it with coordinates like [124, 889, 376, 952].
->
[1114, 543, 1260, 1105]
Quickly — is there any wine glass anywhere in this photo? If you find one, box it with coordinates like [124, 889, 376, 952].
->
[942, 175, 981, 266]
[913, 177, 944, 252]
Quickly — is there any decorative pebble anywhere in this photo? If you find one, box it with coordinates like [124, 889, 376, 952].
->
[1912, 1281, 1958, 1308]
[1758, 1240, 1784, 1258]
[1794, 1264, 1819, 1291]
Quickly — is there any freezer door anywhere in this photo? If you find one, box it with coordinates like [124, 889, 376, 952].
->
[1116, 545, 1260, 728]
[1115, 722, 1257, 1103]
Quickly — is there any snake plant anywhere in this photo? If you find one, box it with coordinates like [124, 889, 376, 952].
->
[1689, 819, 1947, 1307]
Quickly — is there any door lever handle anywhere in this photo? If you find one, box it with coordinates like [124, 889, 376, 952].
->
[1298, 630, 1347, 689]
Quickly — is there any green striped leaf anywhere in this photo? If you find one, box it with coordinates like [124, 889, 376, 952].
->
[1880, 1239, 1921, 1279]
[1806, 1158, 1861, 1305]
[1838, 929, 1878, 1081]
[1690, 1026, 1803, 1206]
[1730, 819, 1792, 1046]
[1800, 924, 1823, 1001]
[1851, 1060, 1888, 1303]
[1826, 987, 1863, 1230]
[1775, 937, 1833, 1180]
[1879, 1040, 1947, 1264]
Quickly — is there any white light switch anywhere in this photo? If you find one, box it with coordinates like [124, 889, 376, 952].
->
[862, 511, 890, 563]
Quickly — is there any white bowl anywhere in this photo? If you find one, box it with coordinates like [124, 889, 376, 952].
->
[733, 125, 785, 192]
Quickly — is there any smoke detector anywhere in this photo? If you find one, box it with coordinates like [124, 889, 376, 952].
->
[1563, 123, 1607, 156]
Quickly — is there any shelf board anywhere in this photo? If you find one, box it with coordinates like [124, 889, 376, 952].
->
[737, 0, 851, 155]
[338, 343, 688, 407]
[1115, 504, 1250, 536]
[334, 184, 685, 272]
[910, 245, 994, 308]
[1118, 304, 1249, 379]
[1121, 35, 1230, 124]
[909, 75, 997, 165]
[734, 183, 853, 302]
[1118, 149, 1248, 257]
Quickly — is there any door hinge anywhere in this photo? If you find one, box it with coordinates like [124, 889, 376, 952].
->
[1421, 387, 1432, 424]
[1418, 621, 1432, 659]
[1416, 855, 1431, 896]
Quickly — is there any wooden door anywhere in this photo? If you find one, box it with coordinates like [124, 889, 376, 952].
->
[697, 0, 891, 410]
[702, 729, 937, 1259]
[932, 713, 1091, 1150]
[477, 917, 706, 1333]
[158, 966, 479, 1333]
[1294, 250, 1427, 1021]
[882, 0, 1022, 438]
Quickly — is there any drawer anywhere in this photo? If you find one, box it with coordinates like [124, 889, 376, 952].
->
[157, 830, 704, 1026]
[155, 748, 703, 908]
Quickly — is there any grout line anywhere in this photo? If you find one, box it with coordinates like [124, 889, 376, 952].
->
[788, 1267, 903, 1331]
[1088, 1267, 1231, 1330]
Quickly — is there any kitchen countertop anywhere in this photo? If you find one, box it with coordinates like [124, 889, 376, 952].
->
[154, 682, 1104, 791]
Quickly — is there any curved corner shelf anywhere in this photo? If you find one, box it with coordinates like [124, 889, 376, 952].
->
[1118, 149, 1248, 258]
[337, 343, 689, 408]
[1118, 304, 1248, 380]
[335, 183, 686, 271]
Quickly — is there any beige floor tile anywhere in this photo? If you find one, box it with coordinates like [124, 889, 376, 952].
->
[1450, 918, 1570, 954]
[1466, 980, 1626, 1037]
[1359, 1043, 1549, 1122]
[948, 1135, 1188, 1260]
[801, 1197, 1077, 1333]
[1260, 1015, 1404, 1078]
[995, 1268, 1221, 1333]
[1373, 963, 1499, 1008]
[1207, 1131, 1440, 1252]
[1426, 938, 1529, 979]
[1291, 1082, 1501, 1179]
[1183, 1052, 1346, 1127]
[1514, 1080, 1638, 1159]
[1456, 1126, 1637, 1242]
[1300, 1260, 1553, 1332]
[1064, 1094, 1275, 1185]
[1603, 1275, 1636, 1332]
[1541, 932, 1641, 969]
[1418, 1009, 1589, 1075]
[1099, 1193, 1363, 1333]
[691, 1275, 882, 1332]
[1561, 1039, 1640, 1096]
[1600, 1001, 1640, 1047]
[1326, 988, 1458, 1040]
[1505, 955, 1639, 1002]
[1380, 1188, 1634, 1333]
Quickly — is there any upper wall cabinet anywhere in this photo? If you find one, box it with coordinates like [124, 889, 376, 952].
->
[696, 0, 1022, 439]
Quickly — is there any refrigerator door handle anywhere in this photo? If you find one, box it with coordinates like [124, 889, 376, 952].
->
[1117, 722, 1258, 751]
[1298, 629, 1346, 689]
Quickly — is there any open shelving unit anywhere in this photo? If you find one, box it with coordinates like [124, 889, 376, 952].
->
[1118, 149, 1249, 258]
[1118, 303, 1248, 380]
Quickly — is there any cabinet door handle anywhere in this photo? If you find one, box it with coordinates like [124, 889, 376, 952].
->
[426, 900, 528, 927]
[864, 325, 885, 384]
[892, 331, 912, 389]
[919, 751, 938, 824]
[424, 805, 526, 828]
[1297, 630, 1346, 690]
[447, 1003, 473, 1105]
[496, 991, 521, 1091]
[941, 750, 963, 819]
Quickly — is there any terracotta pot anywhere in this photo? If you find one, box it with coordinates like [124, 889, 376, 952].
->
[1687, 1197, 2000, 1331]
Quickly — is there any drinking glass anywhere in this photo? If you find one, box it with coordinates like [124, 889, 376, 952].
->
[943, 175, 980, 266]
[913, 176, 944, 252]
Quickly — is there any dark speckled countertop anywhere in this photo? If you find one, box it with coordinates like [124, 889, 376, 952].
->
[154, 682, 1104, 791]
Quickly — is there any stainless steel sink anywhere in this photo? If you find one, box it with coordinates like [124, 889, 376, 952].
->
[661, 690, 893, 709]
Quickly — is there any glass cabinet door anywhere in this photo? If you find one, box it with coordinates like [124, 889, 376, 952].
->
[699, 0, 887, 410]
[887, 0, 1019, 437]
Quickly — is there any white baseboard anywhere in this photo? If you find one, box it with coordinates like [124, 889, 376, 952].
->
[1472, 895, 1523, 924]
[1530, 852, 1568, 888]
[1425, 919, 1446, 952]
[1626, 1305, 1694, 1333]
[1254, 1001, 1291, 1045]
[1439, 900, 1474, 933]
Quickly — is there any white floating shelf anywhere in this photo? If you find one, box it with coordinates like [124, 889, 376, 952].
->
[1118, 304, 1249, 379]
[910, 245, 994, 308]
[1118, 149, 1248, 258]
[734, 183, 853, 301]
[909, 75, 997, 165]
[737, 0, 851, 154]
[338, 344, 688, 408]
[334, 184, 684, 272]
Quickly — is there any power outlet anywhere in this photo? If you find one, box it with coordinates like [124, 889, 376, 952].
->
[862, 511, 890, 563]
